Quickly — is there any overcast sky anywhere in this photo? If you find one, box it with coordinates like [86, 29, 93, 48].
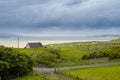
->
[0, 0, 120, 36]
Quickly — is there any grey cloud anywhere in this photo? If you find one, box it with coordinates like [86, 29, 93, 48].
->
[0, 0, 120, 35]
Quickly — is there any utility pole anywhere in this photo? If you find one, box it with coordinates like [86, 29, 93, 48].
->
[18, 37, 19, 48]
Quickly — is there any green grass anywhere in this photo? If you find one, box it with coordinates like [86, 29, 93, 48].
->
[13, 71, 59, 80]
[15, 47, 87, 63]
[14, 48, 47, 55]
[59, 65, 120, 80]
[60, 46, 87, 62]
[14, 38, 120, 67]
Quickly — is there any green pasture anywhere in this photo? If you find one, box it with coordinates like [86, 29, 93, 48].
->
[14, 38, 120, 67]
[59, 65, 120, 80]
[60, 46, 87, 62]
[15, 48, 47, 55]
[14, 71, 59, 80]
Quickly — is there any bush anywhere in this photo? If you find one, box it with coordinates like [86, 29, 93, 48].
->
[34, 51, 58, 67]
[34, 49, 62, 67]
[0, 46, 34, 80]
[82, 47, 120, 60]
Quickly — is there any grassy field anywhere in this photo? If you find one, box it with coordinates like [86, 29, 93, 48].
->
[11, 38, 120, 79]
[59, 65, 120, 80]
[15, 48, 47, 55]
[14, 38, 120, 67]
[14, 71, 59, 80]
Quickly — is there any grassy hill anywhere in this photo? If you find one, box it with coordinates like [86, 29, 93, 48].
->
[0, 36, 9, 38]
[110, 38, 120, 42]
[16, 38, 120, 67]
[59, 65, 120, 80]
[13, 38, 120, 79]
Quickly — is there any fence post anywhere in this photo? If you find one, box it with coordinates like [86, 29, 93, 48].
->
[17, 73, 19, 79]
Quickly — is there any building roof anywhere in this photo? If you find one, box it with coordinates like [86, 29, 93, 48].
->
[26, 42, 43, 48]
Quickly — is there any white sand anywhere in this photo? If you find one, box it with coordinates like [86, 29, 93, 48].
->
[0, 40, 81, 48]
[0, 39, 109, 48]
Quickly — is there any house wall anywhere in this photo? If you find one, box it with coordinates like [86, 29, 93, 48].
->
[26, 44, 30, 48]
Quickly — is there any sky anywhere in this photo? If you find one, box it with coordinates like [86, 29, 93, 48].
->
[0, 0, 120, 37]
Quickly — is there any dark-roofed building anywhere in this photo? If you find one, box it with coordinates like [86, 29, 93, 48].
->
[25, 42, 43, 48]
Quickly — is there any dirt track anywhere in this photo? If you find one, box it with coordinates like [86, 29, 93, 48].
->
[33, 62, 120, 74]
[33, 62, 120, 80]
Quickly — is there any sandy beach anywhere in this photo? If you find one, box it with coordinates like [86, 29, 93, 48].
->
[0, 40, 81, 48]
[0, 39, 110, 48]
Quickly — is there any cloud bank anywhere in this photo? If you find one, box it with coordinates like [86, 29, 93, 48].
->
[0, 0, 120, 36]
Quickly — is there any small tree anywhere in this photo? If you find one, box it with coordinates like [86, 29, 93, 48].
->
[0, 46, 34, 80]
[35, 51, 57, 67]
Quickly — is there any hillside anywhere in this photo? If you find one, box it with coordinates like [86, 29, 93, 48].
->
[0, 36, 9, 38]
[13, 37, 120, 67]
[88, 34, 120, 38]
[110, 38, 120, 42]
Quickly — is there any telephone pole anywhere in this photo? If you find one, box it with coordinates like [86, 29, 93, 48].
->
[18, 37, 19, 48]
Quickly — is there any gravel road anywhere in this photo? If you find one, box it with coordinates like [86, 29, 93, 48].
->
[33, 62, 120, 80]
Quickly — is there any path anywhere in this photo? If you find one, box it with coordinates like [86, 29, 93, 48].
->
[33, 62, 120, 73]
[33, 62, 120, 80]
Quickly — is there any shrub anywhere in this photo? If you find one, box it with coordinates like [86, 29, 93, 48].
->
[0, 46, 34, 80]
[35, 51, 57, 67]
[82, 47, 120, 60]
[34, 48, 63, 67]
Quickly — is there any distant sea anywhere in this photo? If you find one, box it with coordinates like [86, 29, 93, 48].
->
[0, 36, 116, 42]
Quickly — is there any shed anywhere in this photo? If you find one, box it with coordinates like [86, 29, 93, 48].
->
[25, 42, 43, 48]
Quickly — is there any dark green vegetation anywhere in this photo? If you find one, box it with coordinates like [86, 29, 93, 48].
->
[82, 47, 120, 60]
[59, 65, 120, 80]
[34, 48, 62, 67]
[81, 38, 120, 60]
[16, 48, 63, 67]
[0, 46, 33, 80]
